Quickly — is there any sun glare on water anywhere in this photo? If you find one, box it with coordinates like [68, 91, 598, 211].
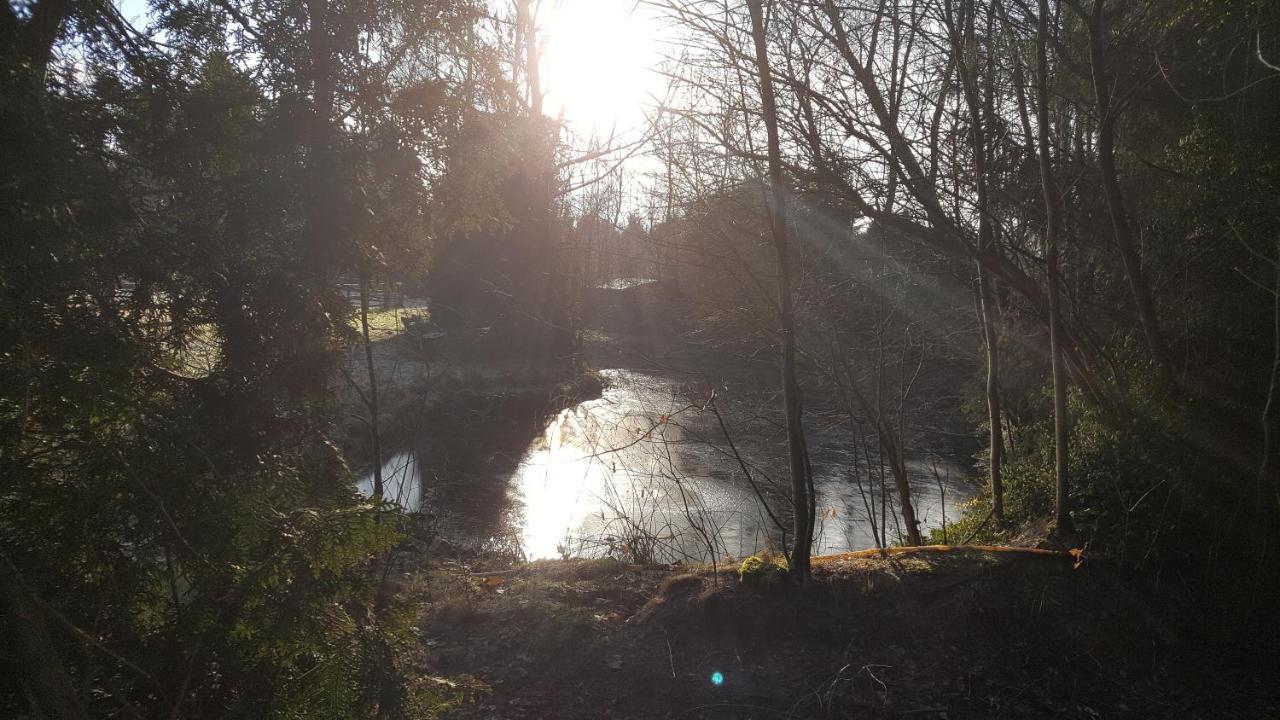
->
[542, 0, 664, 136]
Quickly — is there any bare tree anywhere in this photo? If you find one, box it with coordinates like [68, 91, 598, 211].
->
[747, 0, 815, 579]
[1032, 0, 1073, 533]
[946, 0, 1006, 524]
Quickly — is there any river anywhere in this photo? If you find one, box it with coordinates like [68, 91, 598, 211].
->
[361, 369, 975, 562]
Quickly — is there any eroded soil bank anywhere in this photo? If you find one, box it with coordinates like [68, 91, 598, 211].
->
[412, 548, 1278, 719]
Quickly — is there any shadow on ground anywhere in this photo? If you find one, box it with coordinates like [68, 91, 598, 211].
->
[418, 550, 1278, 719]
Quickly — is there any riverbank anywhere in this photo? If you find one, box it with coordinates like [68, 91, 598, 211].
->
[341, 320, 978, 562]
[410, 547, 1277, 719]
[337, 322, 602, 486]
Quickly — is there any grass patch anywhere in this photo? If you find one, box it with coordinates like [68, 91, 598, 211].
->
[352, 306, 430, 340]
[738, 551, 788, 588]
[896, 556, 933, 573]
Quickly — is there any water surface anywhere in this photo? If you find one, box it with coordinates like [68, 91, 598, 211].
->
[365, 369, 974, 561]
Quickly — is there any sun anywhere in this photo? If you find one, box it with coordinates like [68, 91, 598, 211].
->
[541, 0, 664, 137]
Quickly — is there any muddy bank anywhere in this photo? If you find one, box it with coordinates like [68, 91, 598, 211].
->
[415, 550, 1278, 719]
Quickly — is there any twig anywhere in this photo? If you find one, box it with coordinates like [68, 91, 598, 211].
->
[1260, 30, 1280, 73]
[665, 632, 676, 680]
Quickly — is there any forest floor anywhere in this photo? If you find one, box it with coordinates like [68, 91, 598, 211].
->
[412, 547, 1279, 719]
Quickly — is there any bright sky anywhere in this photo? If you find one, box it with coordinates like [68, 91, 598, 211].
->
[117, 0, 667, 138]
[541, 0, 667, 139]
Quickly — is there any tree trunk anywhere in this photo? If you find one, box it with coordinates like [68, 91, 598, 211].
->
[884, 424, 923, 546]
[1086, 0, 1172, 389]
[1035, 0, 1073, 533]
[950, 0, 1006, 525]
[3, 0, 73, 81]
[979, 0, 1007, 527]
[837, 355, 921, 546]
[360, 274, 384, 500]
[516, 0, 543, 118]
[0, 555, 87, 720]
[304, 0, 338, 273]
[747, 0, 814, 580]
[979, 274, 1005, 524]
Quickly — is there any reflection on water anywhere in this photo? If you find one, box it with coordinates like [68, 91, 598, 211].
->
[356, 451, 422, 510]
[363, 369, 974, 562]
[511, 370, 974, 561]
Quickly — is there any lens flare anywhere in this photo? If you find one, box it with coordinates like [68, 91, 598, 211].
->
[710, 671, 725, 686]
[542, 0, 662, 134]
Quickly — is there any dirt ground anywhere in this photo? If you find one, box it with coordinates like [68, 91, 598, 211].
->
[414, 549, 1278, 719]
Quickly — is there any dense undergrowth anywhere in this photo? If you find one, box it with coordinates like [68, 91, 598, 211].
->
[936, 378, 1279, 650]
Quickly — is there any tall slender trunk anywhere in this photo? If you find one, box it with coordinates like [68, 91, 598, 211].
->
[747, 0, 813, 580]
[360, 274, 384, 500]
[515, 0, 571, 363]
[950, 0, 1006, 524]
[832, 354, 884, 548]
[1035, 0, 1073, 533]
[1086, 0, 1171, 388]
[978, 2, 1006, 527]
[515, 0, 543, 117]
[304, 0, 337, 272]
[979, 276, 1005, 523]
[838, 353, 921, 546]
